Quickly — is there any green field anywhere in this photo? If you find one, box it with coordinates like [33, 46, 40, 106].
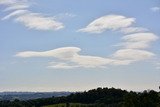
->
[43, 103, 95, 107]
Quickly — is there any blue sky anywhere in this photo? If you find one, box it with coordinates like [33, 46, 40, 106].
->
[0, 0, 160, 92]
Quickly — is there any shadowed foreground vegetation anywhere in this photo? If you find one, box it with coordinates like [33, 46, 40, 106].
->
[0, 87, 160, 107]
[43, 103, 95, 107]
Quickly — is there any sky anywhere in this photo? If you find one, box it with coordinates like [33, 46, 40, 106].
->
[0, 0, 160, 92]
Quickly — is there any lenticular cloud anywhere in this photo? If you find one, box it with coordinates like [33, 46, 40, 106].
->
[0, 0, 64, 31]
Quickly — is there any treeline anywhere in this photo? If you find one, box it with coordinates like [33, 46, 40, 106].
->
[0, 87, 160, 107]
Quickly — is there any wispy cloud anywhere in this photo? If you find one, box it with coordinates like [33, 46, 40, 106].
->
[0, 0, 64, 31]
[2, 10, 28, 20]
[78, 15, 135, 33]
[120, 27, 148, 34]
[156, 62, 160, 70]
[0, 0, 28, 5]
[54, 13, 76, 20]
[48, 62, 79, 69]
[15, 12, 64, 30]
[151, 7, 160, 12]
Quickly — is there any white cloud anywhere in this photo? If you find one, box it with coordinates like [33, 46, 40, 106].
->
[117, 33, 159, 49]
[122, 33, 158, 43]
[16, 47, 155, 69]
[113, 49, 155, 61]
[0, 0, 13, 5]
[70, 55, 133, 68]
[0, 0, 64, 31]
[120, 27, 148, 34]
[0, 0, 29, 11]
[77, 14, 158, 68]
[15, 47, 111, 68]
[110, 60, 133, 65]
[117, 42, 151, 49]
[2, 10, 28, 20]
[4, 3, 29, 11]
[15, 47, 80, 60]
[72, 55, 112, 68]
[151, 7, 160, 12]
[78, 15, 135, 33]
[48, 62, 79, 69]
[15, 12, 64, 30]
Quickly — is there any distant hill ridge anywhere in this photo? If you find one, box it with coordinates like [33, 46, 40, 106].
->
[0, 92, 72, 101]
